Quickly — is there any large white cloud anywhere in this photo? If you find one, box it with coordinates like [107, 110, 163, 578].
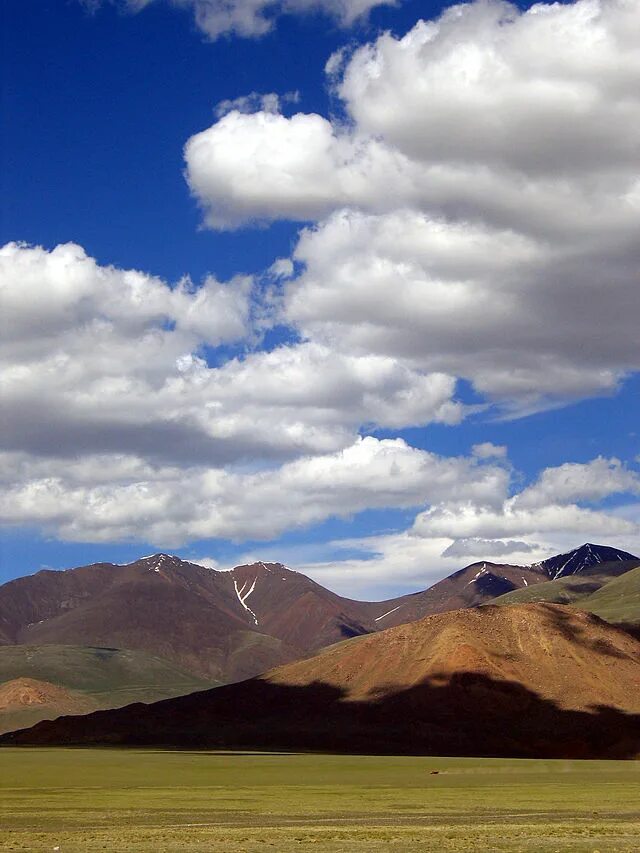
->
[0, 437, 508, 544]
[514, 457, 640, 509]
[0, 242, 461, 468]
[286, 208, 634, 409]
[184, 0, 640, 411]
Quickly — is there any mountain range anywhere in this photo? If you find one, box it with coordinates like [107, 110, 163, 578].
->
[0, 553, 549, 684]
[0, 542, 638, 740]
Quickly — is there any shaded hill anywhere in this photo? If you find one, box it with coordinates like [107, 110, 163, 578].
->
[0, 644, 213, 734]
[6, 604, 640, 759]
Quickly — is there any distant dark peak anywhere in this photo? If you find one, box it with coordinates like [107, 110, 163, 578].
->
[535, 543, 638, 580]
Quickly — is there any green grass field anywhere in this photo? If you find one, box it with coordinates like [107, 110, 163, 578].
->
[1, 749, 639, 852]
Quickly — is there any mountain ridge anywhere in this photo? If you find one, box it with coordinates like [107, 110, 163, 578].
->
[0, 543, 635, 685]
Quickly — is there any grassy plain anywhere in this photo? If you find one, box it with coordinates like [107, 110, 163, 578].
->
[1, 749, 639, 852]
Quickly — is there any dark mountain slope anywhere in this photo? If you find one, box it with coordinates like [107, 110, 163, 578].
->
[535, 543, 637, 580]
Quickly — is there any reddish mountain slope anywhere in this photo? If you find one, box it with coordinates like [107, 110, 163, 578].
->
[0, 677, 92, 714]
[6, 604, 639, 758]
[0, 556, 382, 681]
[0, 556, 302, 680]
[267, 603, 640, 712]
[0, 677, 96, 735]
[366, 560, 549, 630]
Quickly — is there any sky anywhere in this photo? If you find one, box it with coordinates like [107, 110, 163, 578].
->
[1, 0, 639, 598]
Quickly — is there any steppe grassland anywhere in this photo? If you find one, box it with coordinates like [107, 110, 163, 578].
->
[1, 749, 639, 851]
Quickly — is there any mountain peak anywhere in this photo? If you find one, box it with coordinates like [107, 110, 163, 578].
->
[534, 543, 638, 580]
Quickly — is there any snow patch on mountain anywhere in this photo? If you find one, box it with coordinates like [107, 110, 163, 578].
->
[234, 577, 259, 625]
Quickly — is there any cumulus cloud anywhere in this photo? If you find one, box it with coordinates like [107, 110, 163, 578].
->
[184, 0, 640, 412]
[0, 437, 509, 544]
[514, 457, 640, 509]
[0, 242, 463, 469]
[83, 0, 393, 40]
[414, 501, 635, 542]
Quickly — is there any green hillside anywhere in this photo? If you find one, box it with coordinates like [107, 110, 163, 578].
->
[579, 565, 640, 626]
[0, 644, 216, 700]
[490, 560, 640, 628]
[0, 644, 216, 734]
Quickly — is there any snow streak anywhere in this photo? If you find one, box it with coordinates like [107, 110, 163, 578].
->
[374, 605, 402, 622]
[234, 577, 259, 625]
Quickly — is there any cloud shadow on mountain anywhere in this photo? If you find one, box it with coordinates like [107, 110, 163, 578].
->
[3, 671, 639, 759]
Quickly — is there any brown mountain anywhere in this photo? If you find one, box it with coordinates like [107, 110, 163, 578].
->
[5, 604, 640, 759]
[0, 677, 95, 735]
[366, 559, 550, 629]
[0, 545, 634, 685]
[0, 556, 306, 681]
[0, 554, 527, 683]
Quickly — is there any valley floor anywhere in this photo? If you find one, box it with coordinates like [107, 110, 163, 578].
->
[0, 750, 639, 852]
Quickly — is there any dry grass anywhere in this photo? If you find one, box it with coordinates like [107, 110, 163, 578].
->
[1, 749, 639, 851]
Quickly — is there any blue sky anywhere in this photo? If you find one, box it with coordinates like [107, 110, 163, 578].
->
[1, 0, 639, 596]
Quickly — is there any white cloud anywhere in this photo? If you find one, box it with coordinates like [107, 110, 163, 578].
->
[84, 0, 393, 40]
[187, 0, 640, 235]
[0, 241, 249, 348]
[0, 437, 509, 545]
[414, 500, 635, 542]
[514, 456, 640, 509]
[0, 243, 463, 468]
[184, 0, 640, 412]
[472, 442, 507, 460]
[285, 208, 630, 410]
[214, 91, 299, 119]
